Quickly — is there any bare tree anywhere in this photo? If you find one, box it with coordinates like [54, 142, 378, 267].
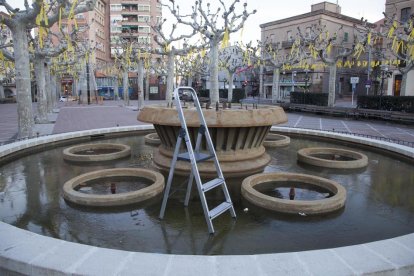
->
[0, 0, 95, 138]
[218, 45, 246, 102]
[165, 0, 255, 105]
[378, 11, 414, 96]
[151, 6, 201, 105]
[298, 23, 364, 107]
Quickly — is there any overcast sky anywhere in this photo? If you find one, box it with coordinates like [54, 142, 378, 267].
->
[3, 0, 385, 44]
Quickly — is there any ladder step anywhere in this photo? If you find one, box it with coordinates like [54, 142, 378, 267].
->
[177, 152, 214, 163]
[209, 202, 233, 220]
[202, 178, 225, 192]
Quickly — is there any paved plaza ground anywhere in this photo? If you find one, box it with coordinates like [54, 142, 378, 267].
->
[0, 99, 413, 146]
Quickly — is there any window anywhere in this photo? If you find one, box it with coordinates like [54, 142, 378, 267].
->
[111, 15, 122, 23]
[138, 5, 150, 12]
[287, 30, 293, 41]
[157, 4, 162, 11]
[401, 7, 411, 23]
[343, 32, 349, 42]
[111, 26, 122, 33]
[110, 4, 122, 11]
[138, 36, 151, 44]
[305, 27, 311, 38]
[138, 15, 150, 22]
[138, 26, 150, 33]
[75, 14, 84, 19]
[156, 16, 163, 24]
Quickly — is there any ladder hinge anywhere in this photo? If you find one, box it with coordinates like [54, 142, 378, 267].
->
[179, 128, 187, 138]
[199, 125, 206, 135]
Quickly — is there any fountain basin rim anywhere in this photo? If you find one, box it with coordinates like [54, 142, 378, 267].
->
[0, 125, 413, 275]
[137, 105, 288, 127]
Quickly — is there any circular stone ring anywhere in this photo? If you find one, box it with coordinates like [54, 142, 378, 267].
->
[63, 143, 131, 162]
[263, 133, 290, 147]
[63, 168, 165, 207]
[144, 133, 161, 146]
[241, 172, 346, 215]
[297, 147, 368, 169]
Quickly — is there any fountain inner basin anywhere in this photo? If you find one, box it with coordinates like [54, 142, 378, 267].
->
[1, 133, 413, 255]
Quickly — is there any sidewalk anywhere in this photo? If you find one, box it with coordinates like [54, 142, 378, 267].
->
[1, 99, 413, 146]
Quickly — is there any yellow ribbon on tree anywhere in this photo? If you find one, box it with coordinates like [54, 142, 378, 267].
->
[367, 32, 371, 45]
[221, 28, 230, 49]
[59, 7, 63, 29]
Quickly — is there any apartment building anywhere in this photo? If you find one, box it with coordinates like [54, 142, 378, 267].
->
[384, 0, 414, 96]
[109, 0, 162, 55]
[50, 0, 111, 96]
[260, 2, 373, 99]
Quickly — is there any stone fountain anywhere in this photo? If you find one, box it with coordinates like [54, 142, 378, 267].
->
[138, 105, 288, 178]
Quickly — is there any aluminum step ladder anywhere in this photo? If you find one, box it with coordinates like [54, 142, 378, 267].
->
[159, 87, 236, 234]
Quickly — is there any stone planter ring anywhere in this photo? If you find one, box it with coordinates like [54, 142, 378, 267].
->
[297, 147, 368, 169]
[241, 172, 346, 215]
[263, 133, 290, 147]
[63, 143, 131, 162]
[144, 133, 161, 146]
[63, 168, 165, 207]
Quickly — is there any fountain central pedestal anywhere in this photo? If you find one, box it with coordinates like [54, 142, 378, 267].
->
[138, 105, 288, 178]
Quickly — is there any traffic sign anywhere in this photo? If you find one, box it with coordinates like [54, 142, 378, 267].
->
[350, 77, 359, 84]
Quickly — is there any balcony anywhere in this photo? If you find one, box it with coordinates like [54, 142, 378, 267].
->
[281, 40, 294, 48]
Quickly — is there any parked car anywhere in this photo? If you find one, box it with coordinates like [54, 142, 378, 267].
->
[59, 96, 68, 102]
[172, 87, 196, 101]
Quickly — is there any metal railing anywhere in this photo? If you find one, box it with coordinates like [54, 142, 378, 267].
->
[287, 126, 414, 148]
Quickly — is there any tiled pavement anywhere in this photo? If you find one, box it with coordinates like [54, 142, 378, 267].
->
[1, 100, 413, 145]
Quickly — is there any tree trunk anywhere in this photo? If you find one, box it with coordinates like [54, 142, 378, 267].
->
[259, 65, 264, 99]
[209, 40, 219, 105]
[328, 63, 337, 107]
[272, 67, 280, 103]
[187, 76, 193, 88]
[400, 71, 408, 96]
[34, 57, 48, 123]
[0, 82, 4, 99]
[55, 75, 61, 103]
[44, 63, 53, 112]
[227, 71, 234, 103]
[123, 69, 129, 106]
[145, 69, 150, 101]
[73, 78, 77, 98]
[114, 77, 119, 100]
[166, 52, 174, 104]
[79, 61, 88, 104]
[137, 59, 144, 110]
[90, 67, 97, 104]
[12, 24, 34, 138]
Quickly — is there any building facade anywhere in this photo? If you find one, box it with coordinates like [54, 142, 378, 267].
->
[50, 0, 112, 97]
[260, 2, 376, 101]
[109, 0, 162, 55]
[383, 0, 414, 96]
